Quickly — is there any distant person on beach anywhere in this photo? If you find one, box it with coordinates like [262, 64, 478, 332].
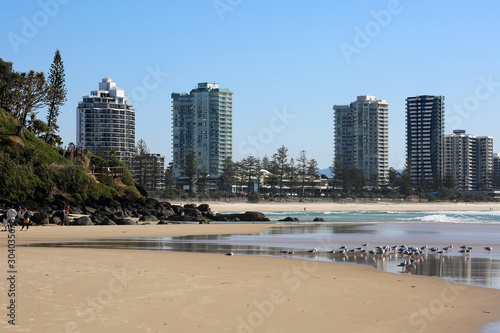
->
[6, 207, 17, 231]
[107, 166, 111, 174]
[20, 208, 30, 231]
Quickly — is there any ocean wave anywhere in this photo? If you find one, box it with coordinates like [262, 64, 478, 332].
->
[404, 214, 478, 223]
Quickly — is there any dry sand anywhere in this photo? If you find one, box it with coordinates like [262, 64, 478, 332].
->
[1, 213, 500, 332]
[198, 200, 500, 213]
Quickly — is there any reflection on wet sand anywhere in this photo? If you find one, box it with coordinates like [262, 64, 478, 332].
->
[25, 229, 500, 290]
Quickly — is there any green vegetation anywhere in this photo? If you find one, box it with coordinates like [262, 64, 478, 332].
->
[0, 107, 141, 201]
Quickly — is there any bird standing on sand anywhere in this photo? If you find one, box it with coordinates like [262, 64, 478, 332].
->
[484, 246, 493, 252]
[225, 252, 234, 256]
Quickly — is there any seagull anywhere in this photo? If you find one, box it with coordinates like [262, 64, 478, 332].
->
[225, 252, 234, 256]
[327, 249, 336, 254]
[362, 243, 369, 247]
[484, 246, 493, 252]
[287, 250, 295, 256]
[307, 248, 317, 254]
[280, 250, 289, 255]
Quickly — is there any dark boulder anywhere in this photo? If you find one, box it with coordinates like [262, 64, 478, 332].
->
[170, 205, 184, 215]
[219, 211, 269, 221]
[72, 216, 94, 226]
[184, 208, 202, 218]
[139, 215, 157, 222]
[31, 212, 49, 225]
[279, 216, 299, 222]
[313, 217, 325, 222]
[100, 218, 117, 225]
[70, 205, 83, 215]
[199, 218, 210, 224]
[116, 218, 137, 225]
[197, 204, 211, 212]
[83, 206, 97, 214]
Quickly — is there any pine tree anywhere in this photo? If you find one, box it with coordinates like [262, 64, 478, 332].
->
[45, 50, 67, 141]
[183, 151, 198, 197]
[273, 145, 289, 198]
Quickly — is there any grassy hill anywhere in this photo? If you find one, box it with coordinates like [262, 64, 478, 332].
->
[0, 108, 141, 201]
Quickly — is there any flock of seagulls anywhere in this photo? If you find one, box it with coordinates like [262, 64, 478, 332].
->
[226, 244, 494, 269]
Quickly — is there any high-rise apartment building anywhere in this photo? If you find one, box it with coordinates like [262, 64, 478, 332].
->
[333, 95, 389, 185]
[443, 130, 493, 191]
[406, 95, 444, 182]
[77, 77, 135, 163]
[171, 82, 233, 180]
[493, 153, 500, 176]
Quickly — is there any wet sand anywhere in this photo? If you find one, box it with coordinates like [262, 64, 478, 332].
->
[1, 224, 500, 332]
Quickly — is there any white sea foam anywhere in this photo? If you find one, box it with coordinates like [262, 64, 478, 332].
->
[405, 214, 478, 223]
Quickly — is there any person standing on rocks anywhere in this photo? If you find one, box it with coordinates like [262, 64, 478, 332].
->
[20, 208, 31, 231]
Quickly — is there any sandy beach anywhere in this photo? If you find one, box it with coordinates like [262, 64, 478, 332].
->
[192, 200, 500, 213]
[1, 222, 500, 333]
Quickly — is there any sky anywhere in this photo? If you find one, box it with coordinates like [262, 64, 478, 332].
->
[2, 0, 500, 170]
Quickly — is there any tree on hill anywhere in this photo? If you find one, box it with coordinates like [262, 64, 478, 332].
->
[0, 59, 19, 113]
[45, 49, 67, 142]
[11, 70, 48, 135]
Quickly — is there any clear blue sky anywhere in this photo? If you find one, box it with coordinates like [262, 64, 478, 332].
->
[2, 0, 500, 170]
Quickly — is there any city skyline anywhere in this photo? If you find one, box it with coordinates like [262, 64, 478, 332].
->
[2, 1, 500, 169]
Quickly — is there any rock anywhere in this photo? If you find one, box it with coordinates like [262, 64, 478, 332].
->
[199, 218, 210, 224]
[72, 216, 94, 226]
[170, 205, 184, 215]
[114, 210, 127, 219]
[184, 203, 197, 210]
[197, 204, 211, 212]
[313, 217, 325, 222]
[51, 216, 62, 225]
[166, 215, 198, 222]
[139, 215, 157, 222]
[218, 211, 268, 221]
[100, 218, 117, 225]
[83, 206, 97, 214]
[116, 218, 136, 225]
[184, 208, 202, 218]
[31, 212, 48, 225]
[158, 207, 175, 219]
[70, 205, 83, 215]
[90, 214, 105, 224]
[279, 216, 299, 222]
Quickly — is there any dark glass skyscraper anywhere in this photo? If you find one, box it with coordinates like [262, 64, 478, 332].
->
[406, 95, 444, 182]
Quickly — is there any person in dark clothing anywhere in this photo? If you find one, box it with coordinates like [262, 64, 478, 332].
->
[20, 208, 31, 231]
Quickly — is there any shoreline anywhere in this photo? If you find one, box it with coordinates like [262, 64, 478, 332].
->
[1, 224, 500, 332]
[174, 200, 500, 213]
